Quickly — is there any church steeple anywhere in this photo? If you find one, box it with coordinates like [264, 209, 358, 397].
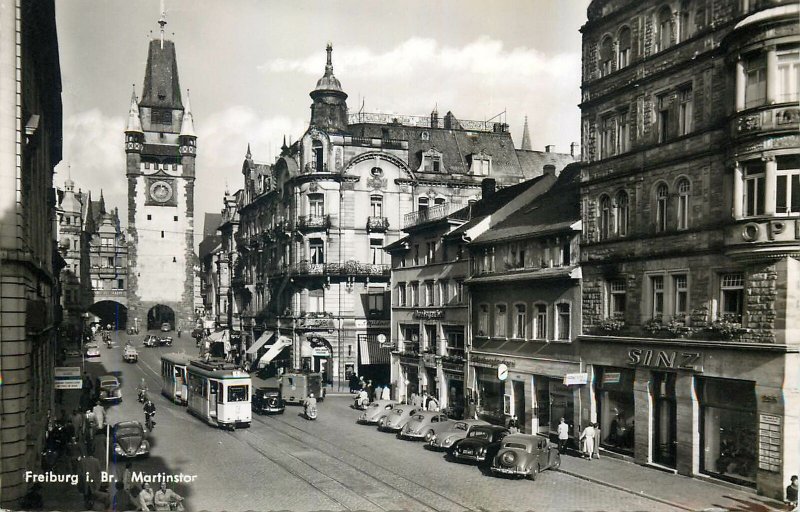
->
[521, 115, 532, 151]
[309, 43, 348, 132]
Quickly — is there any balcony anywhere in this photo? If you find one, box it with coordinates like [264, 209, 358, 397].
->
[403, 202, 470, 229]
[732, 103, 800, 142]
[293, 261, 391, 277]
[723, 217, 800, 260]
[366, 216, 389, 233]
[297, 215, 331, 232]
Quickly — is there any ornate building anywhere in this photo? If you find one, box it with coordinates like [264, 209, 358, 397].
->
[0, 0, 63, 504]
[234, 45, 549, 389]
[578, 0, 798, 497]
[125, 12, 197, 332]
[86, 197, 129, 330]
[56, 179, 90, 339]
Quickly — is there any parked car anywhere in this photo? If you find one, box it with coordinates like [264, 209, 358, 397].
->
[110, 421, 150, 458]
[123, 345, 138, 363]
[449, 425, 510, 465]
[160, 322, 172, 332]
[96, 375, 122, 404]
[399, 411, 456, 441]
[85, 343, 100, 358]
[377, 406, 420, 432]
[142, 335, 159, 347]
[429, 419, 490, 450]
[490, 434, 561, 480]
[157, 336, 173, 346]
[357, 400, 398, 425]
[253, 387, 285, 415]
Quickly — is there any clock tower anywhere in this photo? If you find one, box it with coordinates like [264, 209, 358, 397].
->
[125, 11, 196, 331]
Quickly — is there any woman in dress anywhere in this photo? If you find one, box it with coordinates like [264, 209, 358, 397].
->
[580, 423, 596, 460]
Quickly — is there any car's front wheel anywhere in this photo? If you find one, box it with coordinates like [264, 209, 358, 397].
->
[528, 463, 540, 481]
[550, 452, 561, 470]
[424, 430, 435, 442]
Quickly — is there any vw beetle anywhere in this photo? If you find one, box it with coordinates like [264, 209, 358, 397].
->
[490, 433, 561, 480]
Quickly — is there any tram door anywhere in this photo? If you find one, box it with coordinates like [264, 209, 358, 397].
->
[209, 381, 218, 418]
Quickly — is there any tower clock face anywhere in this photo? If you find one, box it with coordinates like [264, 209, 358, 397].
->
[149, 181, 173, 203]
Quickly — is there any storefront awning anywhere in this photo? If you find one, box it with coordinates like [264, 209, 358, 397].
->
[359, 336, 391, 365]
[257, 337, 292, 368]
[246, 331, 274, 354]
[207, 330, 228, 342]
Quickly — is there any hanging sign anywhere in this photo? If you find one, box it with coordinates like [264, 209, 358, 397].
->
[54, 367, 82, 389]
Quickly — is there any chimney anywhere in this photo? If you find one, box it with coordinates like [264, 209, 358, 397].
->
[430, 109, 439, 129]
[481, 178, 496, 198]
[545, 145, 554, 153]
[543, 164, 556, 177]
[570, 142, 578, 156]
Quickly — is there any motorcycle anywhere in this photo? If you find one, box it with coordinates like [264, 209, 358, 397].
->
[304, 404, 317, 420]
[145, 412, 155, 431]
[137, 389, 148, 403]
[353, 395, 369, 410]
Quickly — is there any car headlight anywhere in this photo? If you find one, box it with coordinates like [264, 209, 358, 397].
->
[478, 447, 486, 455]
[443, 437, 453, 446]
[114, 445, 124, 454]
[140, 442, 147, 450]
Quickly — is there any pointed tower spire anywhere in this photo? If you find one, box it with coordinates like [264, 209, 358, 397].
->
[179, 89, 196, 137]
[245, 143, 252, 160]
[98, 189, 107, 214]
[521, 115, 532, 151]
[126, 85, 143, 133]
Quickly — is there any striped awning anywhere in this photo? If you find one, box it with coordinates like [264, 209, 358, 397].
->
[257, 337, 292, 368]
[246, 331, 274, 355]
[359, 336, 391, 365]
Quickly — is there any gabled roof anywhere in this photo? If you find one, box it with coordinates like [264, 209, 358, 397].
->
[515, 149, 576, 178]
[140, 39, 183, 110]
[203, 213, 222, 238]
[470, 162, 582, 245]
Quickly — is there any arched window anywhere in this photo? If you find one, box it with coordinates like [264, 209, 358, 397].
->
[311, 139, 324, 172]
[657, 6, 673, 52]
[599, 195, 612, 240]
[618, 27, 632, 68]
[677, 178, 691, 229]
[599, 36, 614, 76]
[616, 191, 629, 236]
[656, 183, 669, 232]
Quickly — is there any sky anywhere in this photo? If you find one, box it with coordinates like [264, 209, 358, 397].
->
[54, 0, 591, 243]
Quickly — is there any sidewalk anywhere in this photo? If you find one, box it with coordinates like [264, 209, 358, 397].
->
[557, 450, 786, 512]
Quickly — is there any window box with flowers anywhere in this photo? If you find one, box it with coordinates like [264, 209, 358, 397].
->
[592, 318, 625, 335]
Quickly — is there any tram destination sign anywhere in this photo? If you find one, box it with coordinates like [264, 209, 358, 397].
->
[626, 347, 703, 372]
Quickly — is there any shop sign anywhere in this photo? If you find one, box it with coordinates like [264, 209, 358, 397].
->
[758, 414, 782, 472]
[626, 348, 703, 372]
[602, 372, 621, 384]
[355, 319, 390, 328]
[471, 355, 515, 369]
[563, 372, 588, 385]
[413, 309, 444, 320]
[497, 364, 509, 381]
[312, 347, 330, 357]
[54, 367, 82, 389]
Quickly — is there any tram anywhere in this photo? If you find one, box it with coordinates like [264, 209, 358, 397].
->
[186, 358, 252, 429]
[160, 353, 192, 405]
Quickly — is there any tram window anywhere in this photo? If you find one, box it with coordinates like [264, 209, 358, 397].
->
[210, 381, 218, 395]
[227, 385, 249, 402]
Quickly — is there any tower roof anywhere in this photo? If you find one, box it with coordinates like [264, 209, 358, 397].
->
[126, 87, 143, 133]
[179, 89, 196, 137]
[521, 115, 532, 151]
[140, 38, 183, 109]
[312, 44, 345, 96]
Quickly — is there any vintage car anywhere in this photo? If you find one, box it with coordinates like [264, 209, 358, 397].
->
[110, 421, 150, 458]
[157, 335, 173, 346]
[142, 335, 159, 347]
[449, 425, 510, 464]
[377, 406, 420, 432]
[123, 345, 138, 363]
[253, 387, 285, 415]
[160, 322, 172, 332]
[96, 375, 122, 404]
[399, 411, 455, 441]
[490, 434, 561, 480]
[429, 419, 490, 450]
[84, 343, 100, 358]
[357, 400, 398, 425]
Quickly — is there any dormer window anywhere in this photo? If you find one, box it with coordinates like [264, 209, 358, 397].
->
[470, 151, 492, 175]
[422, 148, 443, 173]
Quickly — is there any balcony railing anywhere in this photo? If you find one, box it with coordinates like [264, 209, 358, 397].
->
[366, 216, 389, 233]
[294, 261, 390, 277]
[403, 202, 470, 229]
[297, 215, 331, 232]
[347, 112, 497, 132]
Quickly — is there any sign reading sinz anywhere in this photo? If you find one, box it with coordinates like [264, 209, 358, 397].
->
[627, 348, 703, 372]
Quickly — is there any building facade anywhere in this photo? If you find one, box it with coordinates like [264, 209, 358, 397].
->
[217, 190, 240, 331]
[55, 179, 90, 340]
[125, 14, 197, 333]
[0, 0, 63, 503]
[86, 199, 129, 329]
[578, 0, 798, 497]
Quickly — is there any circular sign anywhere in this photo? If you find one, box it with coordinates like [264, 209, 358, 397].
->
[149, 180, 173, 203]
[497, 363, 508, 381]
[377, 334, 387, 345]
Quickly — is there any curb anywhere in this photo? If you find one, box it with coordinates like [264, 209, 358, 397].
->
[556, 467, 694, 511]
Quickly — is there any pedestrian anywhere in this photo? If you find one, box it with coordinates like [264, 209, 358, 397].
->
[92, 403, 105, 432]
[137, 482, 155, 511]
[374, 384, 383, 402]
[366, 380, 373, 401]
[580, 423, 596, 460]
[348, 373, 358, 393]
[428, 396, 439, 413]
[153, 482, 183, 511]
[381, 385, 390, 401]
[507, 415, 520, 433]
[464, 397, 477, 420]
[787, 475, 798, 510]
[71, 408, 84, 437]
[557, 417, 569, 454]
[592, 422, 601, 459]
[66, 436, 83, 475]
[122, 461, 134, 492]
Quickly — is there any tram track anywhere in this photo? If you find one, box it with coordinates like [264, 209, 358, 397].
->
[244, 407, 474, 512]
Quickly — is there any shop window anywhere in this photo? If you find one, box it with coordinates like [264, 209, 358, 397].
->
[719, 273, 744, 322]
[370, 195, 383, 218]
[651, 275, 665, 320]
[776, 155, 800, 215]
[744, 55, 767, 108]
[608, 279, 626, 318]
[699, 378, 757, 485]
[678, 85, 693, 136]
[478, 304, 489, 336]
[308, 193, 324, 217]
[308, 288, 324, 313]
[556, 303, 571, 341]
[777, 47, 800, 103]
[656, 6, 672, 53]
[599, 195, 612, 240]
[673, 274, 688, 318]
[476, 367, 504, 424]
[596, 367, 636, 454]
[494, 304, 507, 337]
[743, 162, 765, 217]
[397, 283, 406, 307]
[513, 304, 526, 339]
[616, 191, 629, 237]
[309, 238, 324, 264]
[616, 110, 629, 154]
[410, 282, 419, 306]
[599, 36, 614, 76]
[677, 179, 691, 229]
[425, 282, 435, 306]
[534, 304, 547, 339]
[618, 27, 631, 69]
[656, 183, 669, 232]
